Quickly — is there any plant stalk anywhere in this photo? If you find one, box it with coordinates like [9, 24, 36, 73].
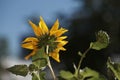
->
[77, 47, 91, 75]
[32, 72, 41, 80]
[46, 45, 56, 80]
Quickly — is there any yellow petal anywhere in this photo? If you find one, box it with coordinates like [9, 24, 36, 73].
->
[58, 47, 66, 51]
[22, 37, 38, 43]
[39, 16, 49, 34]
[22, 42, 34, 49]
[51, 28, 68, 37]
[37, 26, 44, 36]
[25, 50, 36, 60]
[22, 37, 38, 49]
[56, 36, 67, 41]
[49, 52, 60, 62]
[50, 19, 59, 35]
[57, 41, 68, 47]
[29, 21, 42, 36]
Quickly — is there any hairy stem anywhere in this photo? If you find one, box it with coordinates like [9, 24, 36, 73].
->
[32, 72, 41, 80]
[77, 47, 91, 75]
[46, 45, 56, 80]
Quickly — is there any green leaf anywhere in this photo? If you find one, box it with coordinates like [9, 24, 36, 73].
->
[60, 70, 74, 80]
[32, 47, 48, 69]
[107, 57, 120, 80]
[39, 72, 46, 80]
[32, 73, 40, 80]
[80, 67, 106, 80]
[90, 30, 109, 50]
[32, 71, 46, 80]
[7, 65, 28, 77]
[29, 64, 38, 71]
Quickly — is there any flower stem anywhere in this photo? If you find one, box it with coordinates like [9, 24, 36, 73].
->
[32, 72, 41, 80]
[77, 47, 91, 75]
[48, 58, 56, 80]
[46, 45, 56, 80]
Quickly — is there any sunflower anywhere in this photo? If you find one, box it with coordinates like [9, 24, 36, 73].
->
[22, 17, 68, 62]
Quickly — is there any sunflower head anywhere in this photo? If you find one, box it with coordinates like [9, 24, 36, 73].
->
[22, 16, 68, 62]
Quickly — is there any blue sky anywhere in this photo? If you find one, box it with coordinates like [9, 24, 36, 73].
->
[0, 0, 80, 57]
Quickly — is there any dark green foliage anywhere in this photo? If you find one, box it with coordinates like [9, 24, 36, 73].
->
[90, 30, 109, 50]
[32, 48, 48, 69]
[7, 65, 28, 77]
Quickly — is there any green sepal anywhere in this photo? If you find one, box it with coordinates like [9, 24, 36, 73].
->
[90, 30, 109, 50]
[80, 67, 106, 80]
[7, 65, 28, 77]
[32, 47, 48, 69]
[60, 70, 74, 80]
[107, 57, 120, 80]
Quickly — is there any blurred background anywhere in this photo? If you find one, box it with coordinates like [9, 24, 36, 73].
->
[0, 0, 120, 80]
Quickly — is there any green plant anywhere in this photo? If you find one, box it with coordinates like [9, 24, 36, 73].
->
[7, 17, 120, 80]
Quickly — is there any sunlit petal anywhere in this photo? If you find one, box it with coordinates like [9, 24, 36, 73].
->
[22, 37, 38, 43]
[58, 47, 66, 51]
[57, 41, 68, 47]
[29, 21, 41, 36]
[56, 36, 67, 41]
[22, 37, 38, 49]
[49, 52, 60, 62]
[22, 42, 34, 49]
[50, 19, 59, 35]
[51, 28, 68, 37]
[39, 16, 49, 34]
[37, 26, 44, 36]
